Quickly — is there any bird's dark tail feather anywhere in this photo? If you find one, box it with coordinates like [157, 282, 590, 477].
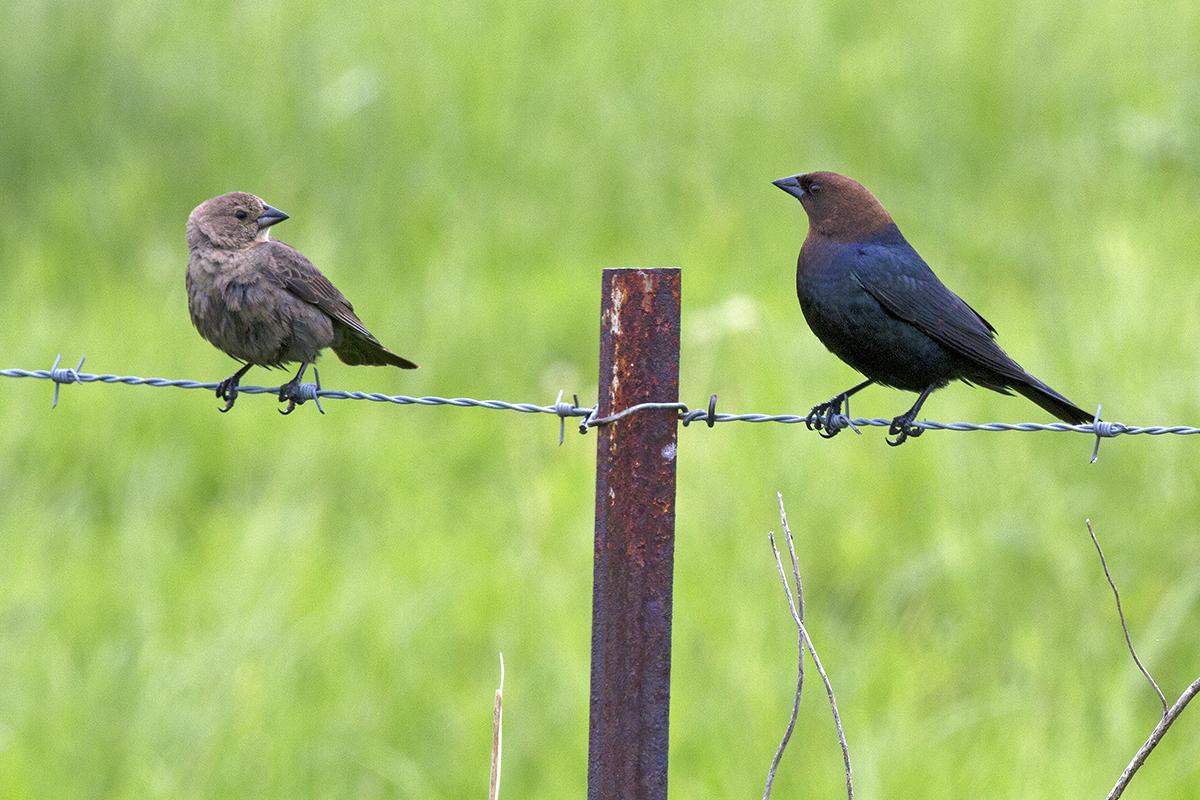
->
[333, 335, 419, 369]
[1014, 379, 1093, 425]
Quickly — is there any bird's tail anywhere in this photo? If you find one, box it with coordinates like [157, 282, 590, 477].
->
[333, 332, 418, 369]
[1013, 379, 1093, 425]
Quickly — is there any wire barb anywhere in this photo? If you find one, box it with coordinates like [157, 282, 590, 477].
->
[1091, 405, 1118, 463]
[285, 367, 324, 415]
[553, 390, 581, 446]
[47, 353, 86, 408]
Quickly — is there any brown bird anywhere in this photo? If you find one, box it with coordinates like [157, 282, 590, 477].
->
[773, 171, 1092, 445]
[186, 192, 417, 414]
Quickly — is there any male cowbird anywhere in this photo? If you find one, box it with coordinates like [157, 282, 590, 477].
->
[773, 171, 1091, 446]
[186, 192, 417, 414]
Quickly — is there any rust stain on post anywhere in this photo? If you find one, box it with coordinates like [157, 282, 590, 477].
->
[589, 268, 680, 800]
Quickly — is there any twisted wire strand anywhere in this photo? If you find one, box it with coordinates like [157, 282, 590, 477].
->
[5, 356, 1198, 446]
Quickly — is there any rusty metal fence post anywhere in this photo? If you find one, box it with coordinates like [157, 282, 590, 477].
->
[588, 268, 681, 800]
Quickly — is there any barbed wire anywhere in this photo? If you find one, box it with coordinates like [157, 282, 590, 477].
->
[5, 356, 1198, 457]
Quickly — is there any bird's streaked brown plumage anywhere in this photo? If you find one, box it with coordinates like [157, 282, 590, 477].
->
[186, 192, 417, 413]
[773, 171, 1092, 445]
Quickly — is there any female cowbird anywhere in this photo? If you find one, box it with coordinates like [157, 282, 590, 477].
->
[773, 171, 1091, 446]
[186, 192, 417, 414]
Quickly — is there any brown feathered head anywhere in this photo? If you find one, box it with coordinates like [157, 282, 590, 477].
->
[773, 172, 896, 242]
[186, 192, 290, 251]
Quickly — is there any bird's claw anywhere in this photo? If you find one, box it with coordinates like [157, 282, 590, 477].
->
[278, 380, 302, 415]
[213, 363, 254, 413]
[886, 413, 924, 447]
[216, 378, 239, 412]
[805, 402, 840, 438]
[277, 378, 325, 415]
[806, 394, 850, 438]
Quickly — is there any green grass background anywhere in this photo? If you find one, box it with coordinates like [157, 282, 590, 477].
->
[2, 0, 1199, 796]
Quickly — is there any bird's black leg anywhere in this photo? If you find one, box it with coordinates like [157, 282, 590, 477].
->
[887, 385, 936, 447]
[277, 362, 311, 415]
[215, 362, 254, 413]
[807, 379, 873, 438]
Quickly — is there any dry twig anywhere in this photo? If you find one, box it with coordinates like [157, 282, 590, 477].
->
[1088, 519, 1200, 799]
[490, 653, 504, 800]
[765, 493, 853, 800]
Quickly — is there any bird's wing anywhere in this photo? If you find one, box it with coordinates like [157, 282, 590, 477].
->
[266, 240, 382, 345]
[851, 242, 1033, 383]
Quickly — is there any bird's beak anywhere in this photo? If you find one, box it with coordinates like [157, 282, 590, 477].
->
[772, 174, 806, 201]
[256, 205, 290, 229]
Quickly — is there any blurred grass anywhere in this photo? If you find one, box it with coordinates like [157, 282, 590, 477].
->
[2, 0, 1199, 796]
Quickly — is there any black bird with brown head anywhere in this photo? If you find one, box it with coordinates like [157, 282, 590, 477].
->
[774, 172, 1091, 445]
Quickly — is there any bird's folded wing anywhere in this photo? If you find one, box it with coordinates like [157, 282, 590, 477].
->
[268, 242, 384, 345]
[852, 244, 1033, 384]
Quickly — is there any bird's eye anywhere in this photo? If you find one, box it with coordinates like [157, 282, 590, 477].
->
[235, 210, 248, 220]
[807, 183, 823, 196]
